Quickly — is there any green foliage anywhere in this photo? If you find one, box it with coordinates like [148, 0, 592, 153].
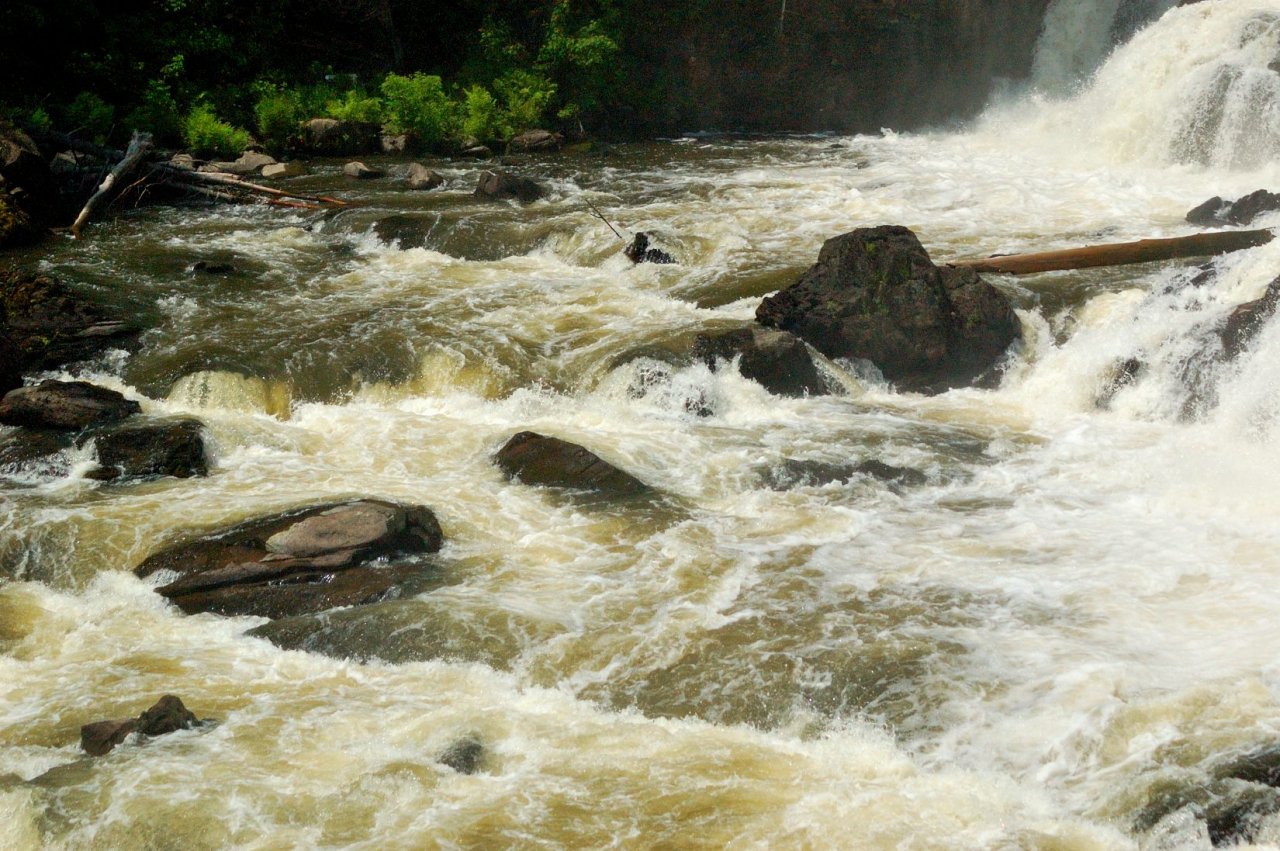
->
[25, 107, 53, 134]
[536, 1, 621, 120]
[253, 84, 304, 152]
[492, 70, 557, 134]
[324, 89, 384, 124]
[62, 92, 115, 144]
[460, 85, 504, 142]
[183, 103, 250, 159]
[380, 73, 457, 144]
[125, 80, 182, 143]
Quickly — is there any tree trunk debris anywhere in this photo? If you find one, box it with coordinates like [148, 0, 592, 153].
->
[71, 131, 153, 237]
[949, 228, 1274, 275]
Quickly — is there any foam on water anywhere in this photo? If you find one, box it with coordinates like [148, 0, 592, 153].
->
[7, 2, 1280, 847]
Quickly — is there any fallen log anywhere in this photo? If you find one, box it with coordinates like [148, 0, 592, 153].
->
[149, 164, 347, 207]
[70, 131, 153, 237]
[949, 228, 1274, 275]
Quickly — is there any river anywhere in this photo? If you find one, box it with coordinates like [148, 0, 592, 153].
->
[4, 1, 1280, 848]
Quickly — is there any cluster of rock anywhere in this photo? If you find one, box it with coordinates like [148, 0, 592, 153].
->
[1187, 190, 1280, 228]
[80, 695, 205, 757]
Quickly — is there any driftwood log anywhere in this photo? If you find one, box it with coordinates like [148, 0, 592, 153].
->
[950, 228, 1274, 275]
[70, 131, 153, 237]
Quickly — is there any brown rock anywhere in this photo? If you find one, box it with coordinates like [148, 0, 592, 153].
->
[82, 417, 208, 481]
[343, 161, 385, 180]
[406, 163, 444, 190]
[494, 431, 650, 495]
[0, 381, 140, 430]
[474, 170, 546, 204]
[693, 326, 828, 397]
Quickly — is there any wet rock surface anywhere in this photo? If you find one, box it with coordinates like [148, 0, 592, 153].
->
[82, 417, 208, 481]
[495, 431, 651, 496]
[1, 270, 142, 395]
[759, 458, 928, 490]
[693, 326, 828, 397]
[80, 695, 204, 757]
[474, 170, 546, 204]
[624, 232, 676, 265]
[0, 380, 140, 430]
[756, 226, 1021, 394]
[406, 162, 444, 190]
[135, 500, 445, 619]
[438, 736, 485, 774]
[1136, 743, 1280, 847]
[1186, 190, 1280, 227]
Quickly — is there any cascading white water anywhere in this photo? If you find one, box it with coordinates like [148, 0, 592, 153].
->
[5, 3, 1280, 850]
[1031, 0, 1178, 93]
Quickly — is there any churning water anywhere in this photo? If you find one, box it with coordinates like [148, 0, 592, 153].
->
[5, 1, 1280, 848]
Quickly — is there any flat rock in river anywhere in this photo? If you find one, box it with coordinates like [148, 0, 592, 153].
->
[135, 499, 445, 619]
[0, 380, 140, 430]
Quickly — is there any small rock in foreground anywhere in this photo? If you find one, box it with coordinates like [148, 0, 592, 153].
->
[81, 695, 204, 757]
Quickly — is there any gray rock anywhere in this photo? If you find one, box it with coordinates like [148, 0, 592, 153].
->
[343, 161, 385, 180]
[265, 502, 405, 557]
[508, 130, 564, 153]
[406, 163, 444, 190]
[261, 161, 308, 179]
[474, 170, 546, 204]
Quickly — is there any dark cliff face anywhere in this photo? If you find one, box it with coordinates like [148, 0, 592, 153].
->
[618, 0, 1052, 135]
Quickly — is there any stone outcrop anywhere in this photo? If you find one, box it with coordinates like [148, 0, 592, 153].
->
[693, 326, 828, 397]
[756, 225, 1021, 394]
[80, 695, 204, 757]
[1187, 190, 1280, 227]
[495, 431, 650, 496]
[0, 380, 140, 430]
[474, 171, 546, 204]
[83, 418, 208, 482]
[0, 270, 142, 395]
[135, 500, 445, 619]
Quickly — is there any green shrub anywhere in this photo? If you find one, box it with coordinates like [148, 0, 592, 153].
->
[324, 89, 384, 124]
[379, 73, 458, 146]
[183, 103, 250, 158]
[62, 92, 115, 143]
[493, 69, 556, 134]
[254, 84, 303, 152]
[460, 85, 504, 142]
[125, 79, 182, 143]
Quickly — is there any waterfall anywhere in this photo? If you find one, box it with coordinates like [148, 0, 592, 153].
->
[1031, 0, 1180, 93]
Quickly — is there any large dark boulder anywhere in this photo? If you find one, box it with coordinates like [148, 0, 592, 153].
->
[0, 270, 142, 395]
[495, 431, 650, 496]
[1187, 190, 1280, 227]
[82, 417, 208, 481]
[693, 326, 828, 397]
[474, 170, 546, 204]
[135, 500, 445, 619]
[0, 381, 140, 430]
[756, 226, 1021, 394]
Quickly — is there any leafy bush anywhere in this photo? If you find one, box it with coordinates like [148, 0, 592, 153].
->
[254, 84, 303, 151]
[379, 73, 457, 145]
[62, 92, 115, 143]
[182, 103, 250, 158]
[125, 79, 182, 143]
[324, 89, 383, 124]
[460, 85, 504, 142]
[493, 69, 556, 134]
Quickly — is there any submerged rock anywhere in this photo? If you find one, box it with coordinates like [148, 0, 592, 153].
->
[760, 458, 928, 490]
[495, 431, 651, 496]
[1220, 276, 1280, 361]
[0, 380, 140, 430]
[756, 226, 1021, 394]
[135, 499, 445, 619]
[474, 170, 546, 204]
[80, 695, 204, 757]
[693, 326, 828, 397]
[82, 417, 208, 481]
